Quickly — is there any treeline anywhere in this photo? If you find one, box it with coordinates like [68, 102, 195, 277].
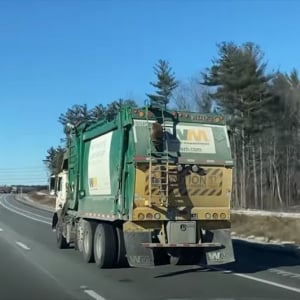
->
[45, 98, 137, 175]
[202, 42, 300, 211]
[45, 42, 300, 211]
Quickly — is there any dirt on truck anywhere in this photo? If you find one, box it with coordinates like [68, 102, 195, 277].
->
[52, 105, 235, 268]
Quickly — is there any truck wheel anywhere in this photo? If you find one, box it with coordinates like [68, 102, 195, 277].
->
[82, 221, 96, 263]
[116, 226, 128, 267]
[56, 222, 68, 249]
[75, 221, 84, 252]
[94, 223, 117, 268]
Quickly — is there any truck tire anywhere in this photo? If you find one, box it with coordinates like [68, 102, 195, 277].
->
[82, 221, 96, 263]
[75, 221, 84, 252]
[116, 226, 128, 267]
[56, 221, 68, 249]
[93, 223, 117, 268]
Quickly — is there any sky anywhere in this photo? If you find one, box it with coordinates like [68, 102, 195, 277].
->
[0, 0, 299, 185]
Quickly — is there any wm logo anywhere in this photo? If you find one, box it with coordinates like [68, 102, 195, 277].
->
[207, 251, 225, 261]
[177, 129, 209, 142]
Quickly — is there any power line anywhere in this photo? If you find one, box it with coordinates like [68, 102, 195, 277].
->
[0, 167, 47, 170]
[0, 166, 49, 185]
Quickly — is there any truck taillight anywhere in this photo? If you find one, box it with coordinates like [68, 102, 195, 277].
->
[146, 213, 153, 220]
[154, 213, 161, 220]
[205, 213, 211, 219]
[220, 213, 226, 219]
[138, 213, 145, 220]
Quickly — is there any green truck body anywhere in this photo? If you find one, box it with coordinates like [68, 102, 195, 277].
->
[53, 105, 235, 267]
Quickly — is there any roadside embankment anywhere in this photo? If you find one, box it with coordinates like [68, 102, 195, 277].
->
[231, 209, 300, 256]
[16, 191, 55, 213]
[231, 210, 300, 244]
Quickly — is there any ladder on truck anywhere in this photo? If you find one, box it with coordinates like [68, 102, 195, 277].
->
[147, 106, 170, 207]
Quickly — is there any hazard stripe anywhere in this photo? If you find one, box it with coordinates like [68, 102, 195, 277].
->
[205, 168, 223, 177]
[216, 190, 222, 196]
[190, 189, 201, 196]
[140, 166, 224, 197]
[208, 189, 216, 196]
[210, 168, 221, 176]
[172, 188, 223, 196]
[200, 189, 209, 195]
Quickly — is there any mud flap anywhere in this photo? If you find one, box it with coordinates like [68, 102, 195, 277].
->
[203, 228, 235, 265]
[123, 231, 154, 267]
[52, 212, 58, 230]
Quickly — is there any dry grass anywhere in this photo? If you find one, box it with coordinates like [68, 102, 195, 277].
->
[231, 213, 300, 244]
[28, 191, 55, 208]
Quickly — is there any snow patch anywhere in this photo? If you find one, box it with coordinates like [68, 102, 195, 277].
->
[232, 209, 300, 219]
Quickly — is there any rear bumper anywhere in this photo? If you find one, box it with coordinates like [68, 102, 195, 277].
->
[142, 242, 223, 248]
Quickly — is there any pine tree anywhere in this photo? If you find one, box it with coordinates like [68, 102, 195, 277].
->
[90, 104, 107, 121]
[202, 42, 273, 209]
[147, 59, 178, 109]
[202, 42, 272, 131]
[58, 104, 91, 137]
[45, 146, 65, 175]
[106, 99, 137, 121]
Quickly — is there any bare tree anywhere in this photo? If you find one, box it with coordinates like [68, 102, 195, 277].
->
[172, 77, 213, 112]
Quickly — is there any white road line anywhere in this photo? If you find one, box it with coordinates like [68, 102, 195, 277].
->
[16, 241, 31, 250]
[84, 289, 107, 300]
[234, 273, 300, 294]
[269, 268, 300, 279]
[3, 198, 51, 220]
[0, 198, 51, 225]
[0, 228, 3, 232]
[202, 264, 300, 294]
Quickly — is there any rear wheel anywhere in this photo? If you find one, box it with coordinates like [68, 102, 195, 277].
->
[116, 226, 128, 267]
[82, 221, 96, 263]
[56, 221, 68, 249]
[75, 221, 84, 252]
[94, 223, 117, 268]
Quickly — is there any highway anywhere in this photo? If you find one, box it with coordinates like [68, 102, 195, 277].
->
[0, 194, 299, 300]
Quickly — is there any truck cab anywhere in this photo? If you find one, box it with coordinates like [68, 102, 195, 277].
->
[51, 170, 68, 231]
[54, 170, 68, 211]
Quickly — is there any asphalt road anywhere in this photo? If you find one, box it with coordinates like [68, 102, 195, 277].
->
[0, 193, 299, 300]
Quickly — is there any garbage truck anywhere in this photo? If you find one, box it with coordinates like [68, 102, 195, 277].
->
[52, 105, 235, 268]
